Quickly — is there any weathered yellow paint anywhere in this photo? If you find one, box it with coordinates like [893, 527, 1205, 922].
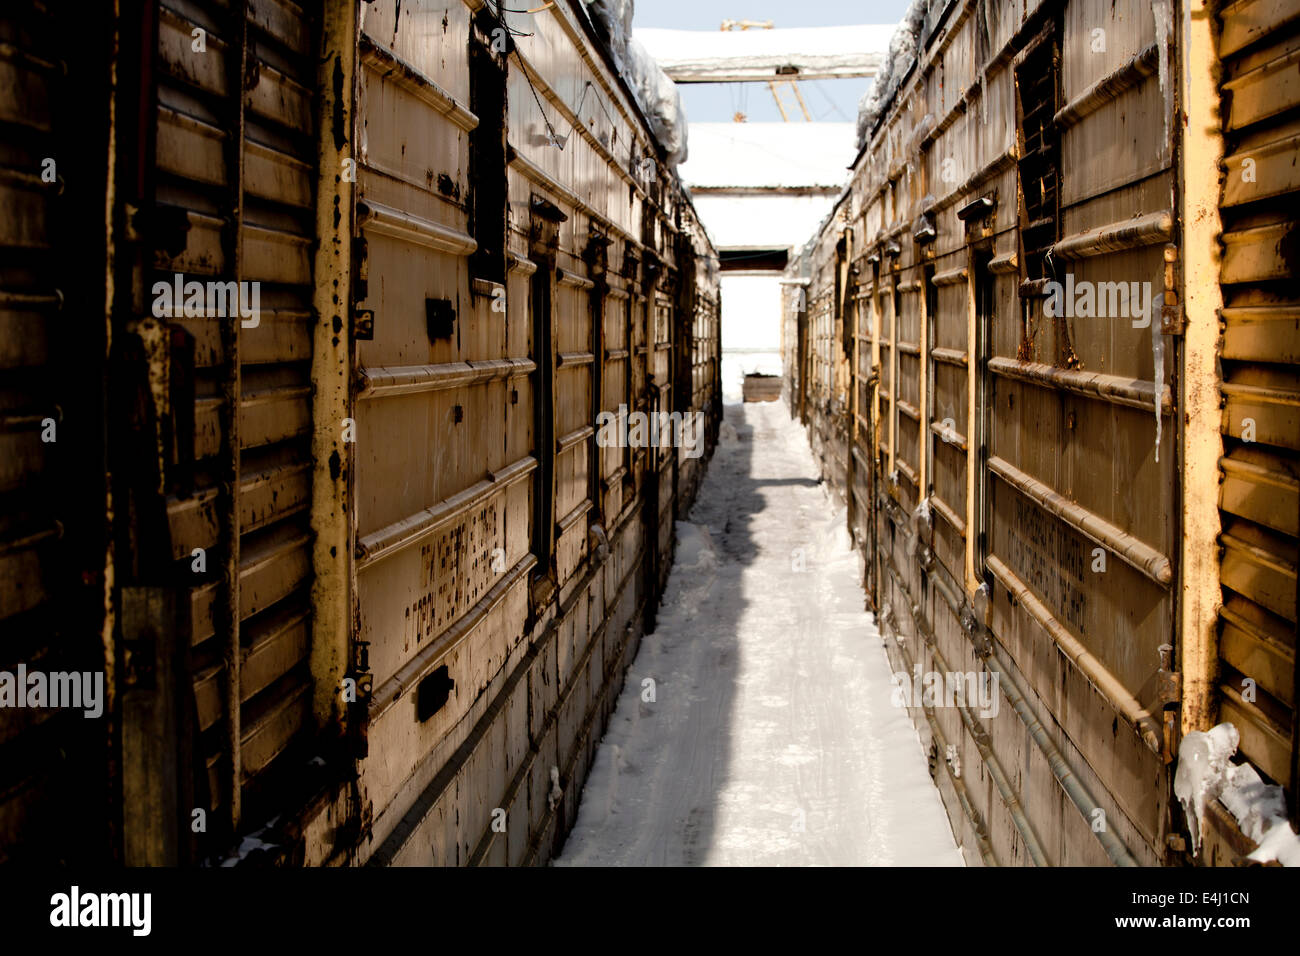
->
[964, 251, 977, 593]
[309, 0, 358, 733]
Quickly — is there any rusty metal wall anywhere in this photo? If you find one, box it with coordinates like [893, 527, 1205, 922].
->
[3, 0, 328, 865]
[0, 0, 719, 866]
[334, 0, 719, 866]
[783, 0, 1262, 866]
[806, 242, 850, 500]
[1201, 0, 1299, 860]
[145, 0, 324, 845]
[681, 258, 721, 504]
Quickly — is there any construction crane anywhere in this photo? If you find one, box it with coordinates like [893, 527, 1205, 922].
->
[768, 78, 811, 122]
[717, 20, 810, 122]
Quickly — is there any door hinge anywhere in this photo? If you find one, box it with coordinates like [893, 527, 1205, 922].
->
[1156, 643, 1182, 764]
[1160, 295, 1184, 336]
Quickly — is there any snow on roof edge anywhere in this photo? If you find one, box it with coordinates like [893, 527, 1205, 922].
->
[855, 0, 929, 152]
[637, 24, 895, 70]
[581, 0, 688, 166]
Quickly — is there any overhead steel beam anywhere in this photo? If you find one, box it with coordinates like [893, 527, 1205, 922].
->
[636, 25, 890, 84]
[657, 58, 884, 84]
[687, 185, 843, 197]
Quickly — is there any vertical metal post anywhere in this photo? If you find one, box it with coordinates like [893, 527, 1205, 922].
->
[1176, 0, 1225, 737]
[587, 232, 608, 525]
[796, 299, 808, 424]
[309, 0, 358, 733]
[889, 279, 898, 478]
[918, 261, 930, 502]
[121, 587, 184, 864]
[964, 254, 978, 591]
[218, 0, 250, 832]
[847, 233, 859, 541]
[109, 0, 167, 861]
[102, 0, 125, 862]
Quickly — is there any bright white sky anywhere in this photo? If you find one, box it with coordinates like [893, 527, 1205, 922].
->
[678, 122, 856, 188]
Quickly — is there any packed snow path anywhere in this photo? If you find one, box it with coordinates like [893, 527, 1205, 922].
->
[555, 401, 964, 866]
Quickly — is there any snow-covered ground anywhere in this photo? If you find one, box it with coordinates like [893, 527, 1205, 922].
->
[555, 401, 963, 866]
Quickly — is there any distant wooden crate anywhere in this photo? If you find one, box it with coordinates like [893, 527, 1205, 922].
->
[742, 373, 782, 403]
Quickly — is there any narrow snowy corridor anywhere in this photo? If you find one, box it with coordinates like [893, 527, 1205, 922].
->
[555, 401, 964, 866]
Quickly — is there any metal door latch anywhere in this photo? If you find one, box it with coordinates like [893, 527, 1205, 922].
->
[352, 308, 374, 340]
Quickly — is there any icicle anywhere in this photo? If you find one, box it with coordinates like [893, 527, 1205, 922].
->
[1175, 722, 1300, 864]
[1152, 292, 1165, 462]
[912, 497, 932, 537]
[1173, 723, 1240, 857]
[547, 765, 564, 810]
[1152, 0, 1174, 154]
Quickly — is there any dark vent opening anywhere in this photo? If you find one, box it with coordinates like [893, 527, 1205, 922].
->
[417, 667, 455, 722]
[719, 248, 789, 272]
[469, 8, 508, 284]
[426, 298, 456, 342]
[1015, 29, 1061, 283]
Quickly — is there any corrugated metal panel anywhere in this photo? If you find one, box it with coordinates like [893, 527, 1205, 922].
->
[351, 6, 509, 854]
[1215, 0, 1299, 798]
[153, 0, 321, 833]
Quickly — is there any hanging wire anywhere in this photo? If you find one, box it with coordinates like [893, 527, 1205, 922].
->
[524, 69, 566, 148]
[484, 0, 567, 147]
[574, 80, 621, 137]
[494, 1, 554, 12]
[484, 0, 535, 40]
[811, 79, 851, 121]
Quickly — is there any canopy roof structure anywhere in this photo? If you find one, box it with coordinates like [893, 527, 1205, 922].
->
[678, 123, 856, 255]
[636, 24, 895, 83]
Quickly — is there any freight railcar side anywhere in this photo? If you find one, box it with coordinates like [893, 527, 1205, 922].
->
[344, 0, 719, 866]
[0, 0, 720, 866]
[1205, 0, 1299, 861]
[785, 0, 1297, 866]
